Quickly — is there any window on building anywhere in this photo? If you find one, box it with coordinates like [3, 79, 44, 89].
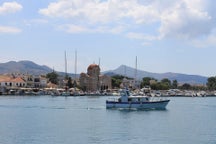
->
[34, 78, 40, 82]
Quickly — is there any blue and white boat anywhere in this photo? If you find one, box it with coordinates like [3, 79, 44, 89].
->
[106, 89, 170, 110]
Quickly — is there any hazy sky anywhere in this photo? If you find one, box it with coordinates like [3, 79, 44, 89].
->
[1, 0, 216, 76]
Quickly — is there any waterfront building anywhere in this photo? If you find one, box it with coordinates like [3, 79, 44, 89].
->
[79, 64, 112, 92]
[0, 74, 47, 89]
[22, 74, 47, 88]
[0, 75, 26, 88]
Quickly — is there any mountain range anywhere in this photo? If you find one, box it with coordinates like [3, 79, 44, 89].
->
[103, 65, 208, 84]
[0, 61, 208, 84]
[0, 61, 52, 75]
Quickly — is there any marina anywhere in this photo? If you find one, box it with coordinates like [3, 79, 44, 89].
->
[1, 87, 216, 97]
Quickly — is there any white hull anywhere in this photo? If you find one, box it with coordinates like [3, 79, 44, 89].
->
[106, 100, 170, 110]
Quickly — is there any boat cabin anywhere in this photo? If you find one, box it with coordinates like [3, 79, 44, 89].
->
[119, 89, 150, 103]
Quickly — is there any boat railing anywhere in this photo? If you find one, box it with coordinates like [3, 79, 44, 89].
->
[106, 97, 119, 102]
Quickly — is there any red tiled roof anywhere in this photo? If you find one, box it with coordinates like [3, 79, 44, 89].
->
[0, 76, 25, 83]
[12, 77, 25, 83]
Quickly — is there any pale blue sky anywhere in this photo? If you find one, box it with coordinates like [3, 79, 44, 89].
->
[1, 0, 216, 76]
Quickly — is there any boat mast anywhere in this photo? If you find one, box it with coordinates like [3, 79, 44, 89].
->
[134, 56, 137, 89]
[74, 50, 77, 89]
[98, 57, 100, 91]
[75, 50, 77, 80]
[65, 51, 68, 78]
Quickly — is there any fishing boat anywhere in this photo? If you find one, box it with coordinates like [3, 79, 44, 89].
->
[106, 88, 170, 110]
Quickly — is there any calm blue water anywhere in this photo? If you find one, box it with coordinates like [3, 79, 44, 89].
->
[0, 95, 215, 144]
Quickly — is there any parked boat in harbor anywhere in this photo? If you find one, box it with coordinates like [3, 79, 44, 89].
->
[106, 88, 170, 110]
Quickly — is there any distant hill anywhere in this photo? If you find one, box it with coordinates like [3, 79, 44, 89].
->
[0, 60, 79, 78]
[0, 61, 208, 84]
[0, 60, 53, 75]
[103, 65, 208, 84]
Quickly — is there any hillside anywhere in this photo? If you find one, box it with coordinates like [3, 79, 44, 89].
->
[0, 61, 208, 84]
[0, 60, 53, 75]
[103, 65, 208, 84]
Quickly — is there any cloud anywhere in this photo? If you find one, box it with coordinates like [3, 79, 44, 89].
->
[58, 24, 125, 34]
[126, 32, 158, 41]
[0, 1, 22, 15]
[39, 0, 216, 47]
[39, 0, 160, 24]
[0, 25, 22, 34]
[159, 0, 213, 39]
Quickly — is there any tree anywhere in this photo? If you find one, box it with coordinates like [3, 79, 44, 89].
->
[111, 76, 123, 88]
[180, 83, 191, 90]
[111, 75, 132, 88]
[140, 77, 158, 88]
[172, 80, 178, 89]
[161, 78, 171, 86]
[207, 76, 216, 90]
[67, 77, 73, 88]
[46, 71, 59, 84]
[140, 77, 152, 87]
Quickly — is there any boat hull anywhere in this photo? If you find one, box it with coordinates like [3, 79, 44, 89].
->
[106, 100, 170, 110]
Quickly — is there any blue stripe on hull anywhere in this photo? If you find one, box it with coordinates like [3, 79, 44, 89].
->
[106, 100, 170, 104]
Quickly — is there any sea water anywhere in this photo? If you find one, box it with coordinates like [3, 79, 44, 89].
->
[0, 95, 215, 144]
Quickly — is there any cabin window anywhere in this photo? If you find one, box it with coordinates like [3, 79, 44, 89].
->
[128, 98, 132, 102]
[118, 98, 121, 102]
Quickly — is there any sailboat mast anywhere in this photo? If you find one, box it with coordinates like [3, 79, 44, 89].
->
[135, 56, 137, 88]
[65, 51, 68, 78]
[98, 57, 101, 91]
[75, 50, 77, 80]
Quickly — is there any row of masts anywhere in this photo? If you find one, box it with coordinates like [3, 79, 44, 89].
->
[64, 51, 138, 89]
